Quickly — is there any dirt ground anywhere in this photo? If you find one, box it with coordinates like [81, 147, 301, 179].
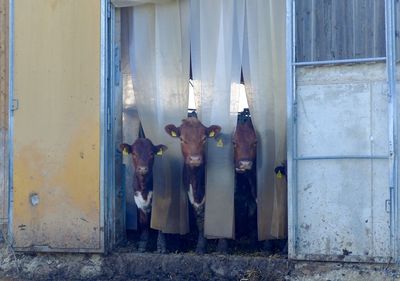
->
[1, 237, 400, 281]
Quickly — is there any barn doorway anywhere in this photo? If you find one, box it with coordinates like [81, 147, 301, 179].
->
[107, 0, 288, 254]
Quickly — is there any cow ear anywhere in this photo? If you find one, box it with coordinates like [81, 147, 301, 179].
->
[154, 144, 168, 156]
[206, 125, 221, 138]
[165, 124, 180, 138]
[120, 143, 132, 154]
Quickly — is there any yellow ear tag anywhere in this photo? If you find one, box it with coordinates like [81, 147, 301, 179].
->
[216, 138, 224, 147]
[156, 149, 163, 156]
[171, 131, 177, 137]
[277, 171, 283, 179]
[209, 131, 215, 138]
[123, 148, 129, 155]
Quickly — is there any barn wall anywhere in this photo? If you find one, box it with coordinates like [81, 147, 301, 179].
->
[295, 0, 390, 62]
[292, 62, 399, 262]
[0, 0, 9, 234]
[11, 0, 103, 252]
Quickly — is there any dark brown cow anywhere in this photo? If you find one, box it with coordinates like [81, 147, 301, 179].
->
[165, 117, 221, 254]
[233, 115, 258, 243]
[120, 138, 168, 253]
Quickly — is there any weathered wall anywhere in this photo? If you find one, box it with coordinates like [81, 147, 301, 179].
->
[0, 0, 9, 234]
[292, 62, 400, 262]
[11, 0, 102, 251]
[295, 0, 400, 62]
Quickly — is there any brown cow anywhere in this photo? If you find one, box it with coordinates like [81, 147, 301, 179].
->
[233, 114, 258, 243]
[165, 117, 221, 254]
[120, 138, 168, 253]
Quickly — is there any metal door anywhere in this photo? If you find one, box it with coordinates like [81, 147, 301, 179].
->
[287, 0, 397, 263]
[9, 0, 107, 252]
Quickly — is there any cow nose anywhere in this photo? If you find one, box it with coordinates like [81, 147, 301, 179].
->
[137, 166, 148, 175]
[239, 160, 253, 170]
[188, 155, 202, 166]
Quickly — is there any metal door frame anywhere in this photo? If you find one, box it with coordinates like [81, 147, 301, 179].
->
[7, 0, 109, 253]
[105, 1, 126, 251]
[286, 0, 398, 262]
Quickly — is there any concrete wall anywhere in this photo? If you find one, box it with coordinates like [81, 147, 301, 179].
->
[0, 0, 9, 234]
[292, 62, 399, 262]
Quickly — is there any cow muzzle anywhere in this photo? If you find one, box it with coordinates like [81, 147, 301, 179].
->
[236, 160, 253, 173]
[187, 155, 203, 167]
[136, 166, 149, 175]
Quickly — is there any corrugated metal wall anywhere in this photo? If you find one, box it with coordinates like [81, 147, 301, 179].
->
[295, 0, 399, 62]
[0, 0, 9, 232]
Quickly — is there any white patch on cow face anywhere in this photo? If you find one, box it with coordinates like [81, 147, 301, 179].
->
[134, 191, 153, 213]
[187, 184, 205, 209]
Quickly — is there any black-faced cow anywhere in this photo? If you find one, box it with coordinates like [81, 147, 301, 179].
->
[233, 114, 258, 242]
[120, 138, 168, 253]
[165, 117, 221, 254]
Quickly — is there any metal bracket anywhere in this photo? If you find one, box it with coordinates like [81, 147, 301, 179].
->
[11, 99, 19, 111]
[386, 199, 391, 213]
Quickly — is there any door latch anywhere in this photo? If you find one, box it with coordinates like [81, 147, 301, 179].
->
[11, 99, 19, 111]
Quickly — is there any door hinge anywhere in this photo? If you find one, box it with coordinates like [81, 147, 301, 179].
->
[293, 101, 298, 123]
[107, 107, 111, 131]
[11, 99, 19, 111]
[107, 2, 112, 18]
[114, 46, 120, 86]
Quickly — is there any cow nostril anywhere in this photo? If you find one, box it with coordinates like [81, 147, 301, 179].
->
[239, 160, 252, 170]
[188, 156, 202, 165]
[137, 166, 148, 174]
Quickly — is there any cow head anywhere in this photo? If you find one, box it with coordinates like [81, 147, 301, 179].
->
[233, 118, 257, 173]
[120, 138, 167, 176]
[165, 117, 221, 167]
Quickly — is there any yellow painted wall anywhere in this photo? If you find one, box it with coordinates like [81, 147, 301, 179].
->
[13, 0, 102, 251]
[0, 0, 9, 230]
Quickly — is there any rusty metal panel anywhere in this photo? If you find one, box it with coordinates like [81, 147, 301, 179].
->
[0, 0, 9, 231]
[12, 0, 103, 252]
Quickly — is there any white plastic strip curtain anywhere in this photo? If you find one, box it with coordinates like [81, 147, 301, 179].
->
[127, 0, 190, 234]
[191, 0, 244, 239]
[242, 0, 287, 240]
[121, 8, 139, 230]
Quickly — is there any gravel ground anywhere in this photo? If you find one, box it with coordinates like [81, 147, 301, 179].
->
[2, 239, 400, 281]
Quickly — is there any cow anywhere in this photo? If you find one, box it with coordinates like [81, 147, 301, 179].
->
[165, 117, 222, 254]
[120, 138, 168, 253]
[233, 112, 258, 243]
[233, 111, 288, 254]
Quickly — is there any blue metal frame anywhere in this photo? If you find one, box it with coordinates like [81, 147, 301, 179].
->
[100, 0, 108, 253]
[7, 0, 14, 244]
[384, 0, 398, 263]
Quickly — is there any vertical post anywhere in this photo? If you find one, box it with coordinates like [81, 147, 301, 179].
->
[100, 0, 108, 253]
[385, 0, 398, 262]
[7, 0, 14, 244]
[286, 0, 297, 259]
[0, 0, 9, 237]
